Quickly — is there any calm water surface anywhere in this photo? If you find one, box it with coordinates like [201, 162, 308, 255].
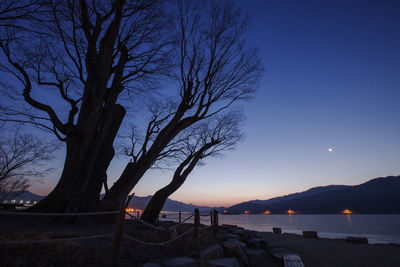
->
[216, 214, 400, 244]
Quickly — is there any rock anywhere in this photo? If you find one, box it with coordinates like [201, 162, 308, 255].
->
[162, 256, 198, 267]
[248, 238, 269, 250]
[169, 228, 178, 238]
[200, 244, 224, 260]
[223, 240, 248, 265]
[249, 230, 261, 239]
[303, 230, 318, 238]
[269, 247, 291, 260]
[223, 233, 239, 240]
[272, 227, 281, 234]
[206, 258, 240, 267]
[245, 248, 269, 267]
[346, 236, 368, 244]
[221, 224, 238, 228]
[142, 263, 161, 267]
[232, 229, 251, 243]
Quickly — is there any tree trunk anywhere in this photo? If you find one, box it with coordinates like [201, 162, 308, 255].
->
[30, 105, 125, 213]
[140, 174, 186, 223]
[80, 105, 126, 211]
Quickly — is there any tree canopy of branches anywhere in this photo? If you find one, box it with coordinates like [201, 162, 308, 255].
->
[100, 0, 262, 210]
[0, 0, 170, 212]
[140, 111, 243, 223]
[0, 127, 55, 203]
[0, 0, 262, 213]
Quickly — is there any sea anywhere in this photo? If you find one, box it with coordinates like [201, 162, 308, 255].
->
[163, 213, 400, 244]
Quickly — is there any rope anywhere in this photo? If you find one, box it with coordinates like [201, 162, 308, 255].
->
[166, 214, 194, 231]
[181, 214, 194, 223]
[0, 211, 119, 216]
[0, 234, 114, 245]
[124, 227, 194, 246]
[126, 213, 162, 231]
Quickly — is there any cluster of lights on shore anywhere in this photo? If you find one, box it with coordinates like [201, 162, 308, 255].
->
[6, 199, 37, 205]
[222, 209, 354, 215]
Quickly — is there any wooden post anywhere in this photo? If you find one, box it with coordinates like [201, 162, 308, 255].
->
[112, 194, 133, 267]
[194, 208, 200, 238]
[213, 209, 218, 235]
[179, 211, 182, 223]
[210, 211, 213, 226]
[136, 211, 139, 218]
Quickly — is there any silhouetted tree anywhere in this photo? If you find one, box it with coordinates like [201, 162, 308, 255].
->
[0, 127, 55, 203]
[140, 111, 243, 223]
[100, 0, 261, 210]
[0, 0, 170, 212]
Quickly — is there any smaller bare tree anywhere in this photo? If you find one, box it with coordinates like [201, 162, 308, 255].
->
[140, 110, 243, 223]
[0, 126, 56, 203]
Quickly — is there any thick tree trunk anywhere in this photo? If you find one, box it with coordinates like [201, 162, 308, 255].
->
[31, 105, 125, 213]
[80, 105, 125, 211]
[140, 174, 186, 223]
[99, 162, 144, 211]
[30, 137, 97, 212]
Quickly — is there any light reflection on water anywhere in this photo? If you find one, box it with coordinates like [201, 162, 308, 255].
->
[217, 214, 400, 244]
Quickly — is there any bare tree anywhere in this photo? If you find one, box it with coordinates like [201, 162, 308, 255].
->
[140, 111, 243, 223]
[100, 0, 262, 210]
[0, 0, 171, 212]
[0, 127, 56, 203]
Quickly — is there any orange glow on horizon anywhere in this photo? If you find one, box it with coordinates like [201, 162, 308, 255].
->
[342, 209, 353, 214]
[287, 209, 296, 214]
[125, 208, 143, 213]
[263, 210, 271, 214]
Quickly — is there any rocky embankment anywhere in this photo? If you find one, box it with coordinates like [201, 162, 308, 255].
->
[141, 224, 296, 267]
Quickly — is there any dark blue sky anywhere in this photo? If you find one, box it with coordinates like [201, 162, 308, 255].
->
[32, 0, 400, 206]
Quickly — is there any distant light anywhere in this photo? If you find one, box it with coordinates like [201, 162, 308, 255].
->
[287, 209, 296, 214]
[263, 210, 271, 214]
[244, 210, 250, 214]
[342, 209, 353, 214]
[328, 148, 333, 152]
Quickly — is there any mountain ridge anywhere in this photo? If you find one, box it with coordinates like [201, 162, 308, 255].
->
[226, 175, 400, 214]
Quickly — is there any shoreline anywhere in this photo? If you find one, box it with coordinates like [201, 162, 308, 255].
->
[258, 231, 400, 267]
[1, 215, 400, 266]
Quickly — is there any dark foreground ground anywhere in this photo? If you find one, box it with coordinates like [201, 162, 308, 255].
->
[0, 214, 399, 266]
[261, 232, 400, 267]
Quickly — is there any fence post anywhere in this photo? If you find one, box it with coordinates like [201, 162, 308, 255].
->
[178, 211, 181, 223]
[136, 211, 139, 218]
[112, 194, 133, 267]
[194, 208, 200, 238]
[210, 211, 213, 226]
[213, 209, 218, 235]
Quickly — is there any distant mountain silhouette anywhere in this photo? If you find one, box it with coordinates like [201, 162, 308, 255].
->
[1, 191, 45, 203]
[126, 195, 223, 213]
[2, 191, 223, 213]
[226, 176, 400, 214]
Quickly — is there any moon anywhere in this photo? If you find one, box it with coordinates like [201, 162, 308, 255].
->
[328, 148, 333, 152]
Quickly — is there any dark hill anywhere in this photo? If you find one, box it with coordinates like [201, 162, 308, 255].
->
[227, 176, 400, 214]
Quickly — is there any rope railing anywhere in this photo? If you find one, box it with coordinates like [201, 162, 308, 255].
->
[126, 213, 162, 231]
[0, 210, 120, 216]
[0, 233, 114, 245]
[1, 197, 220, 265]
[123, 227, 194, 246]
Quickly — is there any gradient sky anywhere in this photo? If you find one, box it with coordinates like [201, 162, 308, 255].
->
[30, 0, 400, 207]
